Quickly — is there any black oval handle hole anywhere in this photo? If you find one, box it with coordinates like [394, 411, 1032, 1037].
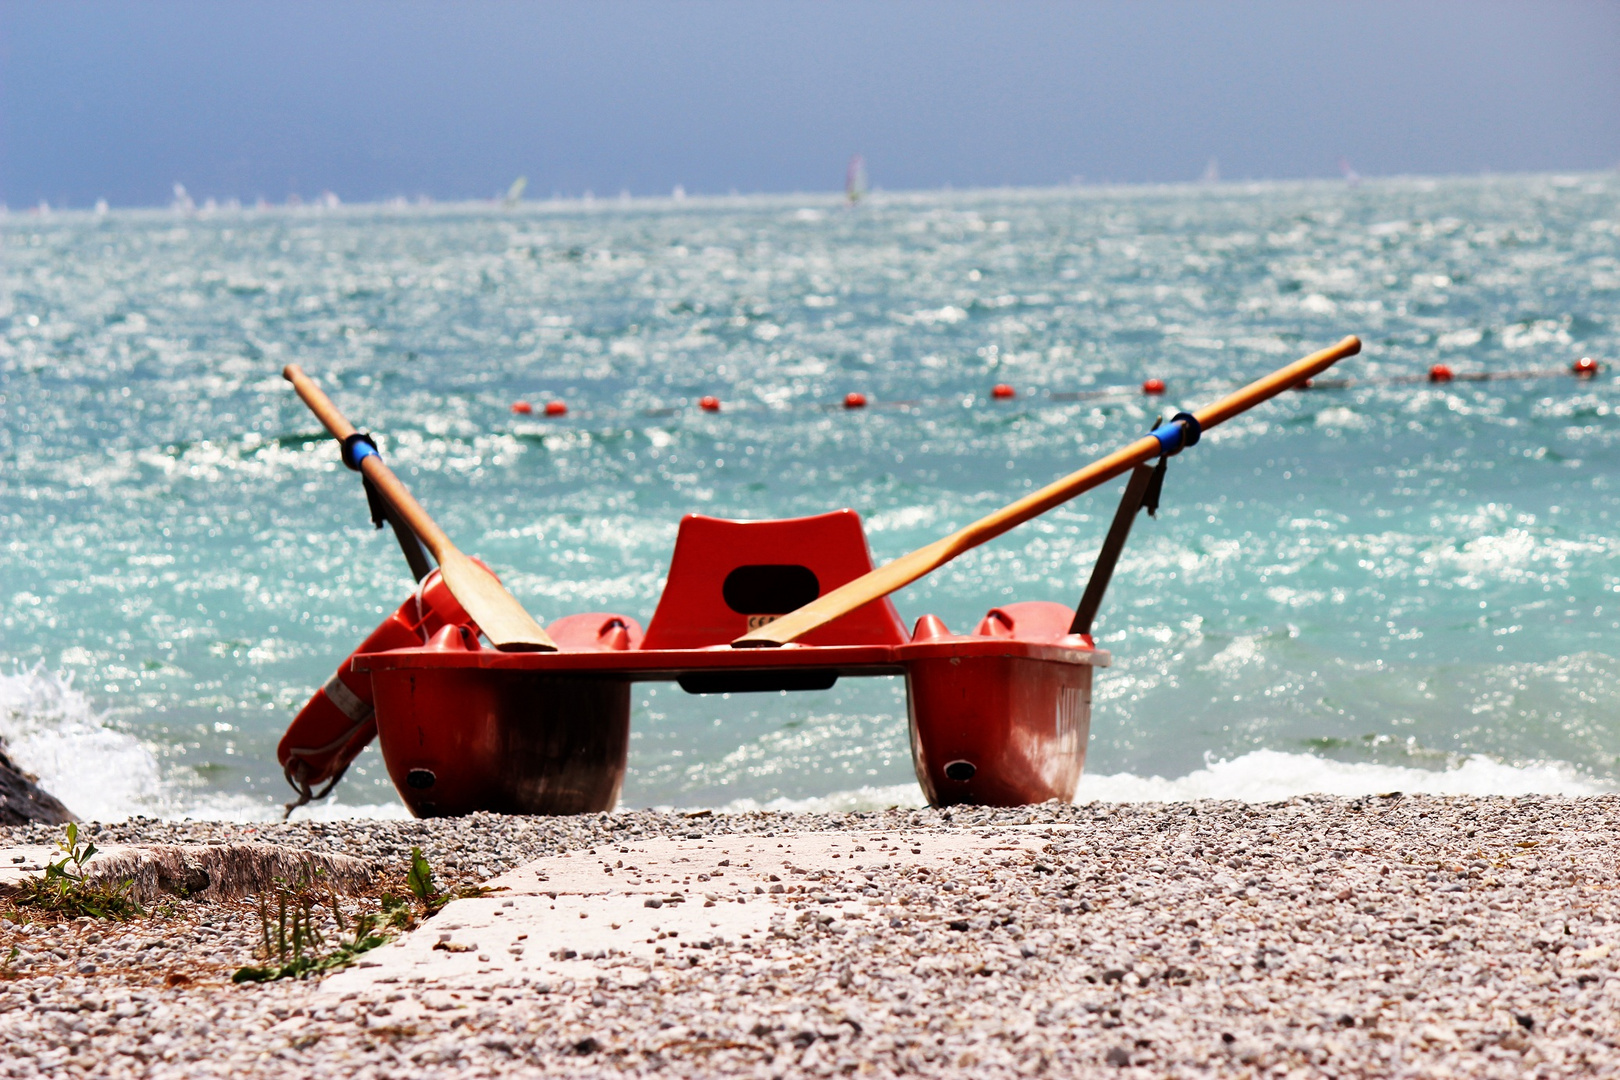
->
[944, 760, 977, 781]
[722, 564, 820, 614]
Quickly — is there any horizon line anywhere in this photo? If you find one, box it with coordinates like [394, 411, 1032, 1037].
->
[3, 167, 1615, 217]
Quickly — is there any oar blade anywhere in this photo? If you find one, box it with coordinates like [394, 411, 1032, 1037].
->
[282, 364, 557, 652]
[438, 551, 558, 652]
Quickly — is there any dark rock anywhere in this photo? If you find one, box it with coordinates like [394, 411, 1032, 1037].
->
[0, 742, 75, 825]
[156, 864, 211, 897]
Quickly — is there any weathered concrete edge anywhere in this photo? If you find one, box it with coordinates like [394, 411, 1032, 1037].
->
[0, 843, 375, 904]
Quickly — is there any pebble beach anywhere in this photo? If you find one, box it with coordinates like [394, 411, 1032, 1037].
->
[3, 795, 1619, 1078]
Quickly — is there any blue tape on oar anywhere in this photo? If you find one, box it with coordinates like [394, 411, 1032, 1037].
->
[1148, 412, 1202, 456]
[341, 432, 380, 471]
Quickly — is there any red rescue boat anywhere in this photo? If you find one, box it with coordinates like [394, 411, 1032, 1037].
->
[281, 508, 1116, 817]
[277, 338, 1361, 817]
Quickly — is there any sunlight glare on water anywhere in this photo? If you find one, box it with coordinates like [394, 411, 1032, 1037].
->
[1, 174, 1617, 818]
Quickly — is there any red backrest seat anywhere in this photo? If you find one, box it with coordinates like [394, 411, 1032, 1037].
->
[641, 510, 910, 650]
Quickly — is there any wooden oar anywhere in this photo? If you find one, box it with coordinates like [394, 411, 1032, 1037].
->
[734, 335, 1361, 648]
[284, 365, 557, 652]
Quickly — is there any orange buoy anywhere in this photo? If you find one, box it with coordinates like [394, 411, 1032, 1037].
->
[1142, 378, 1166, 395]
[991, 383, 1015, 400]
[699, 395, 721, 413]
[1429, 364, 1453, 383]
[844, 392, 868, 409]
[1574, 357, 1599, 378]
[544, 401, 568, 417]
[511, 401, 533, 414]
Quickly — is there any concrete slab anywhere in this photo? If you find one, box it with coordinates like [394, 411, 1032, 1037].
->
[0, 845, 64, 890]
[318, 824, 1062, 1014]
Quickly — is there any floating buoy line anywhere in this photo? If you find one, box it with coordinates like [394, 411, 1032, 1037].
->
[507, 357, 1604, 423]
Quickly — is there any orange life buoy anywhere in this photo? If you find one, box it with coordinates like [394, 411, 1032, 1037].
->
[278, 567, 478, 813]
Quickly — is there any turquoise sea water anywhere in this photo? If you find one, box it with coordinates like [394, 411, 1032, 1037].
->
[1, 174, 1617, 820]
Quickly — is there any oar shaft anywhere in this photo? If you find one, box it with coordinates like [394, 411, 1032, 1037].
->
[955, 332, 1362, 556]
[735, 335, 1360, 647]
[283, 365, 455, 559]
[284, 364, 559, 652]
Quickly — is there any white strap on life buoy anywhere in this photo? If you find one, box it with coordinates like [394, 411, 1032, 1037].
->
[322, 673, 375, 725]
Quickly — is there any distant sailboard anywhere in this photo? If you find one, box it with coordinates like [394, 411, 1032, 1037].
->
[846, 154, 868, 205]
[503, 176, 528, 208]
[1339, 158, 1362, 187]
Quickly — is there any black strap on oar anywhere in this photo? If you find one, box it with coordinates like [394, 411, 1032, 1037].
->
[341, 433, 433, 582]
[1069, 412, 1199, 636]
[1141, 455, 1168, 517]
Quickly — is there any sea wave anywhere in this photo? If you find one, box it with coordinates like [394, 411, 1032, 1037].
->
[707, 748, 1611, 815]
[713, 784, 926, 815]
[176, 793, 415, 823]
[0, 664, 166, 822]
[0, 664, 411, 823]
[1077, 749, 1611, 801]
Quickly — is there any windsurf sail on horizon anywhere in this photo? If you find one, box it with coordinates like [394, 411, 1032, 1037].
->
[1339, 158, 1362, 187]
[846, 154, 868, 204]
[503, 176, 528, 208]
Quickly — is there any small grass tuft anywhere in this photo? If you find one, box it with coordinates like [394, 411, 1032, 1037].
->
[233, 866, 390, 983]
[231, 847, 494, 983]
[18, 823, 141, 920]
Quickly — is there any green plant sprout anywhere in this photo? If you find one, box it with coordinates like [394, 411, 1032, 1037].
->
[234, 866, 391, 983]
[231, 848, 499, 983]
[19, 823, 140, 920]
[406, 847, 440, 909]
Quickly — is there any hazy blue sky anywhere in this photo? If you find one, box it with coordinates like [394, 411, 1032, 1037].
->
[2, 1, 1617, 207]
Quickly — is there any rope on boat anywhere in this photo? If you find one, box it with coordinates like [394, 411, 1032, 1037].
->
[506, 357, 1605, 422]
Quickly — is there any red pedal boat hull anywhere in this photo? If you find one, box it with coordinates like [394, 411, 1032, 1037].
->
[905, 654, 1091, 807]
[370, 664, 631, 818]
[341, 512, 1109, 817]
[357, 602, 1104, 817]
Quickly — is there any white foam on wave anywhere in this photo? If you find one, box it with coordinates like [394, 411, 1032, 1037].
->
[713, 784, 927, 815]
[0, 664, 166, 821]
[173, 792, 414, 823]
[1075, 749, 1612, 803]
[710, 750, 1612, 816]
[0, 663, 411, 823]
